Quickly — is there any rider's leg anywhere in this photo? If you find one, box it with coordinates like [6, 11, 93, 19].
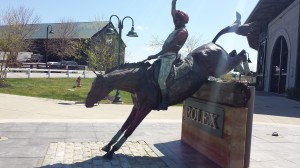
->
[158, 54, 176, 110]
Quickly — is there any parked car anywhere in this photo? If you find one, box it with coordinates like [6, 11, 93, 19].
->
[47, 61, 81, 70]
[47, 62, 60, 69]
[61, 61, 79, 70]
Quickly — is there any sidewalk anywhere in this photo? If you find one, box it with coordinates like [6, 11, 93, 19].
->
[0, 92, 300, 168]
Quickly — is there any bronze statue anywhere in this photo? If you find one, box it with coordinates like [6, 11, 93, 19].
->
[85, 12, 254, 160]
[147, 0, 189, 110]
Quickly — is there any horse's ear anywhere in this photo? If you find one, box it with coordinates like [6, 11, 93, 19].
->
[92, 70, 102, 78]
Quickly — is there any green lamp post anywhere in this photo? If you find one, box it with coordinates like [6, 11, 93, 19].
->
[106, 15, 138, 104]
[46, 25, 54, 68]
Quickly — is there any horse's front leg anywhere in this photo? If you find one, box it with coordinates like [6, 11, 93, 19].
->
[103, 105, 152, 160]
[102, 106, 138, 152]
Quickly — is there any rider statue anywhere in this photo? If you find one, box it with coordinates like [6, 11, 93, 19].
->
[147, 0, 189, 110]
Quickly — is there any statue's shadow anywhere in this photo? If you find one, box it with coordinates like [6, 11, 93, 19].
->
[154, 140, 221, 168]
[39, 153, 167, 168]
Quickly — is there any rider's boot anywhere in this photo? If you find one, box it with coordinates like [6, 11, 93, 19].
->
[159, 89, 168, 110]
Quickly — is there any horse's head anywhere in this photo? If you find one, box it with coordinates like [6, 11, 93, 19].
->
[85, 75, 111, 108]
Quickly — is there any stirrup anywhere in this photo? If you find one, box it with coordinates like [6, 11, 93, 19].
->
[159, 103, 168, 110]
[159, 93, 168, 110]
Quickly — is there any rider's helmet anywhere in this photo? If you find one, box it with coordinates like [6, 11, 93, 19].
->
[176, 10, 189, 24]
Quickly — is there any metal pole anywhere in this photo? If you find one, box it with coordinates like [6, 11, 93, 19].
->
[244, 86, 255, 168]
[107, 15, 137, 103]
[46, 25, 53, 69]
[46, 26, 49, 68]
[112, 20, 123, 103]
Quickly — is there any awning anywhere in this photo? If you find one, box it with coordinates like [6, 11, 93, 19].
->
[245, 0, 296, 50]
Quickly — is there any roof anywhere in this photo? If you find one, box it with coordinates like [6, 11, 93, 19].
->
[30, 21, 109, 39]
[245, 0, 296, 50]
[0, 21, 109, 39]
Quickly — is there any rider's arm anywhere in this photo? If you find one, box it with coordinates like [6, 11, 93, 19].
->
[147, 29, 188, 60]
[171, 0, 177, 18]
[155, 29, 188, 56]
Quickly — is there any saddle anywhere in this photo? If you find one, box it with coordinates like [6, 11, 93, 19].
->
[145, 58, 193, 110]
[147, 59, 177, 87]
[146, 57, 193, 90]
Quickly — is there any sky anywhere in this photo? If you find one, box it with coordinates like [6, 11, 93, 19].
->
[0, 0, 259, 71]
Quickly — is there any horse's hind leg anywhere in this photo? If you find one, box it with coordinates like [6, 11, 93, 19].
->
[228, 50, 251, 75]
[102, 106, 138, 152]
[228, 50, 245, 74]
[103, 105, 151, 160]
[225, 50, 248, 73]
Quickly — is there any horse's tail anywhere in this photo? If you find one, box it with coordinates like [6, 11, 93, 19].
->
[212, 12, 254, 43]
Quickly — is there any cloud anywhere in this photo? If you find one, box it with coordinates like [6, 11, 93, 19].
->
[143, 47, 157, 52]
[136, 25, 148, 30]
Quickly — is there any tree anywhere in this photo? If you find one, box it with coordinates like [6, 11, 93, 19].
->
[80, 20, 119, 72]
[81, 33, 119, 72]
[46, 19, 79, 63]
[148, 34, 203, 57]
[0, 6, 40, 84]
[184, 35, 203, 54]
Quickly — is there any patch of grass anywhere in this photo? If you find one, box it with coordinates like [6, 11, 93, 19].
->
[0, 78, 133, 104]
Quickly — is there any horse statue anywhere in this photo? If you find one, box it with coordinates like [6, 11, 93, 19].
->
[85, 12, 254, 160]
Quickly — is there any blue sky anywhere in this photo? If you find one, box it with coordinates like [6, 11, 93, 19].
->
[1, 0, 259, 70]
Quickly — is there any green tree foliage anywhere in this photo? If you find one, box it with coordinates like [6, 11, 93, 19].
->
[80, 30, 119, 72]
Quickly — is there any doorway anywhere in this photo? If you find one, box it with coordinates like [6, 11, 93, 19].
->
[270, 36, 288, 94]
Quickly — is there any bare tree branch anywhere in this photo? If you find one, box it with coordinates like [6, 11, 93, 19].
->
[0, 6, 40, 82]
[46, 18, 79, 62]
[148, 34, 203, 56]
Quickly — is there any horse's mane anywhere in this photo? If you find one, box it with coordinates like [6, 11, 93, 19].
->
[105, 61, 151, 73]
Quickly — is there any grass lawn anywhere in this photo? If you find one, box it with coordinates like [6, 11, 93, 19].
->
[0, 78, 133, 104]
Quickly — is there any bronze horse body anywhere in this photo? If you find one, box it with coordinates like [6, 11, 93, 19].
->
[85, 12, 253, 159]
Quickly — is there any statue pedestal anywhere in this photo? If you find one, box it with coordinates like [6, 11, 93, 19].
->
[181, 81, 254, 168]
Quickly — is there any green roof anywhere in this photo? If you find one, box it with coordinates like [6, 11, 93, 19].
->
[30, 21, 109, 39]
[0, 21, 109, 40]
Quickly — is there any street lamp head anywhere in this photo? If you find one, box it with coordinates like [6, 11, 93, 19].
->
[126, 27, 138, 37]
[247, 57, 252, 63]
[47, 25, 54, 34]
[105, 23, 116, 35]
[105, 27, 116, 35]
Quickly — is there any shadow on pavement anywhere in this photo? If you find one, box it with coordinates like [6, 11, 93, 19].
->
[57, 102, 73, 105]
[39, 154, 168, 168]
[254, 91, 300, 118]
[154, 140, 220, 168]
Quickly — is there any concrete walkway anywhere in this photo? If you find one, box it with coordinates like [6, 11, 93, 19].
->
[0, 92, 300, 168]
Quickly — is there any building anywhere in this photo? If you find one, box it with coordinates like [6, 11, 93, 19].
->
[0, 21, 124, 67]
[246, 0, 300, 95]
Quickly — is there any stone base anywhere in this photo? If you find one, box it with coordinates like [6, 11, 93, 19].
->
[181, 100, 248, 168]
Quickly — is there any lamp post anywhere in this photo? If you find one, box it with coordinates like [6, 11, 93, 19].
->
[46, 25, 54, 68]
[106, 15, 138, 104]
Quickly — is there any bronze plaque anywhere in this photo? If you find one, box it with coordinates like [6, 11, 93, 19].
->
[183, 98, 224, 137]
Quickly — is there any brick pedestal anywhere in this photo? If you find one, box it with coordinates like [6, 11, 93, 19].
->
[181, 81, 252, 168]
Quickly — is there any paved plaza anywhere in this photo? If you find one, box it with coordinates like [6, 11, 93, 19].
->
[0, 92, 300, 168]
[41, 141, 168, 168]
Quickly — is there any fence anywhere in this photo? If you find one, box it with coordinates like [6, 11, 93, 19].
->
[3, 67, 98, 79]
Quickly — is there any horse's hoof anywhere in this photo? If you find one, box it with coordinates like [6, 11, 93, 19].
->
[103, 152, 113, 160]
[101, 145, 111, 152]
